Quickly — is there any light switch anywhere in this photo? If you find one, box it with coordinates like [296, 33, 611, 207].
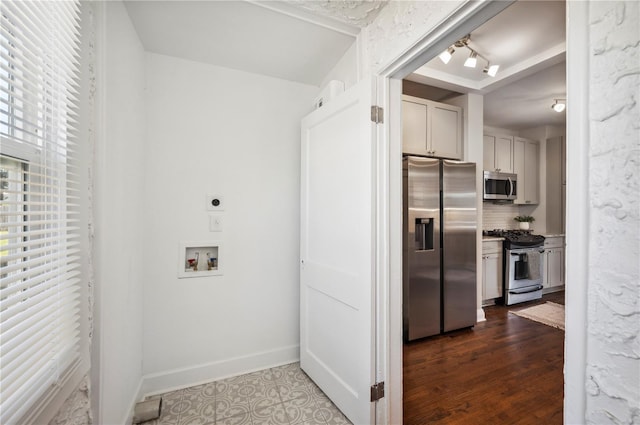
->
[209, 215, 223, 232]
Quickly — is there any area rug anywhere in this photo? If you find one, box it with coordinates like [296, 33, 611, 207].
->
[510, 302, 565, 330]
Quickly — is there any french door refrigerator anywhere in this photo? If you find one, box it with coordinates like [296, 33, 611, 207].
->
[403, 156, 477, 341]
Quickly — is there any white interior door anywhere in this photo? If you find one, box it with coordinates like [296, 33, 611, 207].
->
[300, 78, 376, 425]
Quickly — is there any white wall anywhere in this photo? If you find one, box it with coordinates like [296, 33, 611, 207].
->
[320, 41, 358, 92]
[140, 53, 318, 394]
[519, 125, 565, 233]
[93, 2, 146, 423]
[583, 1, 639, 423]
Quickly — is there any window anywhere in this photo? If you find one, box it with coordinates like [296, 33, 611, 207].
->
[0, 2, 83, 423]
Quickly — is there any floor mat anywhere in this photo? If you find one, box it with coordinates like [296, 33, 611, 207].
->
[510, 301, 565, 330]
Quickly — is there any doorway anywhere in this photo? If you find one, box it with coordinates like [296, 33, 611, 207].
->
[375, 1, 587, 424]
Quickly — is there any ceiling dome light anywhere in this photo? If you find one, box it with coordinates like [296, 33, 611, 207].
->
[439, 47, 455, 64]
[464, 51, 477, 68]
[484, 64, 500, 77]
[552, 99, 566, 112]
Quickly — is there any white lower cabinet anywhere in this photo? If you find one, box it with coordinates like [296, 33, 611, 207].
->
[543, 236, 565, 291]
[482, 241, 503, 303]
[543, 248, 564, 289]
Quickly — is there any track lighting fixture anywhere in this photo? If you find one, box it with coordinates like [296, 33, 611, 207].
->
[551, 99, 566, 112]
[438, 35, 499, 77]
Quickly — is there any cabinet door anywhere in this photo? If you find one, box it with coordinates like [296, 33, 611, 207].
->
[402, 100, 427, 155]
[513, 138, 525, 204]
[495, 136, 513, 172]
[524, 141, 539, 204]
[483, 253, 502, 300]
[483, 135, 496, 171]
[513, 138, 539, 205]
[547, 249, 564, 287]
[429, 104, 461, 159]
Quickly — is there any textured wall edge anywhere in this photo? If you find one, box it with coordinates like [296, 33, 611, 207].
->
[49, 1, 97, 423]
[585, 1, 640, 424]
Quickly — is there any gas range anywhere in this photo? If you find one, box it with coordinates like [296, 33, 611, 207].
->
[484, 229, 545, 249]
[485, 229, 546, 305]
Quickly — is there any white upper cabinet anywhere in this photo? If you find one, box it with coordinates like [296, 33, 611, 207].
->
[402, 95, 462, 160]
[430, 103, 462, 159]
[513, 137, 539, 204]
[402, 99, 428, 155]
[483, 134, 513, 172]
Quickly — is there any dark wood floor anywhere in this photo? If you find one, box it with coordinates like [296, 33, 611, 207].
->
[403, 292, 565, 425]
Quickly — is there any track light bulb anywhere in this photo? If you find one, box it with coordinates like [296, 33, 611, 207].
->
[484, 64, 499, 77]
[439, 47, 455, 64]
[464, 51, 477, 68]
[552, 100, 566, 112]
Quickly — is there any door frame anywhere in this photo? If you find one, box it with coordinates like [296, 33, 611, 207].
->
[373, 1, 589, 424]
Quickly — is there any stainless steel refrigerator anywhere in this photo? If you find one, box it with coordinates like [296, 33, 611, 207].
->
[403, 156, 477, 341]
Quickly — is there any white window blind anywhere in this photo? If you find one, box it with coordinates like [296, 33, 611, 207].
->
[0, 1, 82, 424]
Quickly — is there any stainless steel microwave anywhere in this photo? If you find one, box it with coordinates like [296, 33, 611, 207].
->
[483, 170, 517, 201]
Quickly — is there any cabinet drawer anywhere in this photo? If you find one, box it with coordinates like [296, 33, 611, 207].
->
[482, 240, 503, 254]
[544, 236, 564, 249]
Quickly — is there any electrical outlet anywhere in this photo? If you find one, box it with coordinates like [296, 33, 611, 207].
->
[206, 195, 224, 211]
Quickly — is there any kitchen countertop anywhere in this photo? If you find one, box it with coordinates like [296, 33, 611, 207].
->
[482, 234, 564, 242]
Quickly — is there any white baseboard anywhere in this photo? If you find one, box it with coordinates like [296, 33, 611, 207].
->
[136, 345, 299, 401]
[477, 307, 486, 323]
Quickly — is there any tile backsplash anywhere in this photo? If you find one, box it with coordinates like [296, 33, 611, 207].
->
[482, 202, 521, 230]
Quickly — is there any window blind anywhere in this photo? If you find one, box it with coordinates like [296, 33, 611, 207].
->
[0, 1, 82, 424]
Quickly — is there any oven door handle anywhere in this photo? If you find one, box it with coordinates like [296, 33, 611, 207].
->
[509, 285, 543, 295]
[508, 178, 514, 198]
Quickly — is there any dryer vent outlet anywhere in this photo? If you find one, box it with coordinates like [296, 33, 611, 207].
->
[133, 397, 162, 423]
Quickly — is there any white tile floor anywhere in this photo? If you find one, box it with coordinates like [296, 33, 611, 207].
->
[145, 363, 352, 425]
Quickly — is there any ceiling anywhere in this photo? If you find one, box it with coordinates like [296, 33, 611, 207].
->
[123, 0, 386, 87]
[484, 61, 566, 130]
[124, 0, 566, 130]
[408, 0, 567, 130]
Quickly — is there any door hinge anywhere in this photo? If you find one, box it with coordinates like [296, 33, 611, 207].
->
[371, 105, 384, 124]
[370, 381, 385, 402]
